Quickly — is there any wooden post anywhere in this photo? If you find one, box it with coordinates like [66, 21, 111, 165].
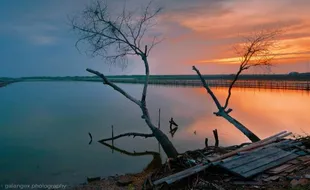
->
[112, 125, 114, 154]
[158, 109, 161, 154]
[158, 109, 161, 129]
[205, 138, 208, 148]
[213, 129, 219, 147]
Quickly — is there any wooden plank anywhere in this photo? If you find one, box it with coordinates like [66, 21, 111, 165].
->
[235, 150, 294, 175]
[298, 155, 310, 162]
[153, 163, 212, 185]
[241, 153, 299, 178]
[209, 131, 292, 162]
[294, 146, 310, 154]
[221, 147, 280, 169]
[283, 165, 300, 173]
[221, 147, 283, 169]
[220, 139, 297, 165]
[266, 164, 293, 174]
[152, 131, 290, 186]
[287, 159, 300, 165]
[220, 140, 291, 164]
[263, 175, 281, 182]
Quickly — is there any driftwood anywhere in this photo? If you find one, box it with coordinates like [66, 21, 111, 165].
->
[153, 131, 291, 185]
[205, 138, 209, 148]
[209, 131, 292, 162]
[213, 129, 219, 147]
[192, 66, 260, 143]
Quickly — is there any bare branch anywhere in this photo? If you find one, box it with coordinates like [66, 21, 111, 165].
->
[192, 66, 223, 111]
[86, 68, 141, 106]
[223, 29, 281, 109]
[98, 132, 154, 143]
[70, 0, 162, 65]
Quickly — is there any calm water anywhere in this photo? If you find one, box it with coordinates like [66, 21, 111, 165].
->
[0, 82, 309, 185]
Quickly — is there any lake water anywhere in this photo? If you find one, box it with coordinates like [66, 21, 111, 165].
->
[0, 82, 309, 185]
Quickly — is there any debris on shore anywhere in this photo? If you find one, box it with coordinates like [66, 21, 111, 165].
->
[74, 131, 310, 190]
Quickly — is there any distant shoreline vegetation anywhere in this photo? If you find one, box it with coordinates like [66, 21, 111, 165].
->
[1, 72, 310, 82]
[0, 73, 310, 90]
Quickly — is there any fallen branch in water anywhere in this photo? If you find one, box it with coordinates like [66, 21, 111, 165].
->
[98, 132, 154, 143]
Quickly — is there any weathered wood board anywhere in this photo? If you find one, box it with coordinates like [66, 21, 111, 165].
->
[219, 147, 301, 178]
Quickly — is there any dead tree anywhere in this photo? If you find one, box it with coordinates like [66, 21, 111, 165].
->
[70, 0, 178, 158]
[193, 30, 280, 142]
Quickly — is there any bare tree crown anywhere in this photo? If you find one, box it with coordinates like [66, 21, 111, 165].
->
[71, 0, 163, 66]
[235, 29, 281, 71]
[223, 29, 281, 109]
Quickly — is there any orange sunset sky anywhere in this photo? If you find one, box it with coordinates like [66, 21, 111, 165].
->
[1, 0, 310, 76]
[146, 0, 310, 74]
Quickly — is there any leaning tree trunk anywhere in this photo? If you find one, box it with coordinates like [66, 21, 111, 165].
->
[140, 55, 178, 159]
[151, 127, 178, 158]
[141, 104, 178, 159]
[192, 66, 260, 143]
[218, 111, 260, 142]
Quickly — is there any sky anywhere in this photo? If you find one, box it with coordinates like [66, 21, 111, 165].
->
[1, 0, 310, 77]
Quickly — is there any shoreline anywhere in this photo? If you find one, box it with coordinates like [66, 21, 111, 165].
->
[73, 134, 310, 190]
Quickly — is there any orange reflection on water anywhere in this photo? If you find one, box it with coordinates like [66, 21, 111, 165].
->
[175, 87, 310, 146]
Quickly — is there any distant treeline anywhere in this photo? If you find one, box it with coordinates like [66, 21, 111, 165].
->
[1, 72, 310, 82]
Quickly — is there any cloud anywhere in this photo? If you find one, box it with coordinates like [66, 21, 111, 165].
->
[31, 35, 57, 45]
[2, 0, 310, 76]
[3, 21, 60, 46]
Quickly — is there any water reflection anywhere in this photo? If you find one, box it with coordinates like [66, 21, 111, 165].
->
[100, 142, 162, 182]
[165, 86, 310, 148]
[101, 142, 160, 158]
[169, 117, 179, 138]
[0, 82, 309, 185]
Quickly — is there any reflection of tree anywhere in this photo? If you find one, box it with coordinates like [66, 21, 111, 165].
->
[101, 142, 159, 157]
[101, 142, 162, 173]
[169, 127, 178, 138]
[169, 117, 179, 138]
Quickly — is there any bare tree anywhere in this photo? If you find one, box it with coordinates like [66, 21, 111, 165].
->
[70, 0, 178, 158]
[193, 30, 280, 142]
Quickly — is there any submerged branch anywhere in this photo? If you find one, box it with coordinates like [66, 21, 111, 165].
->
[98, 132, 154, 142]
